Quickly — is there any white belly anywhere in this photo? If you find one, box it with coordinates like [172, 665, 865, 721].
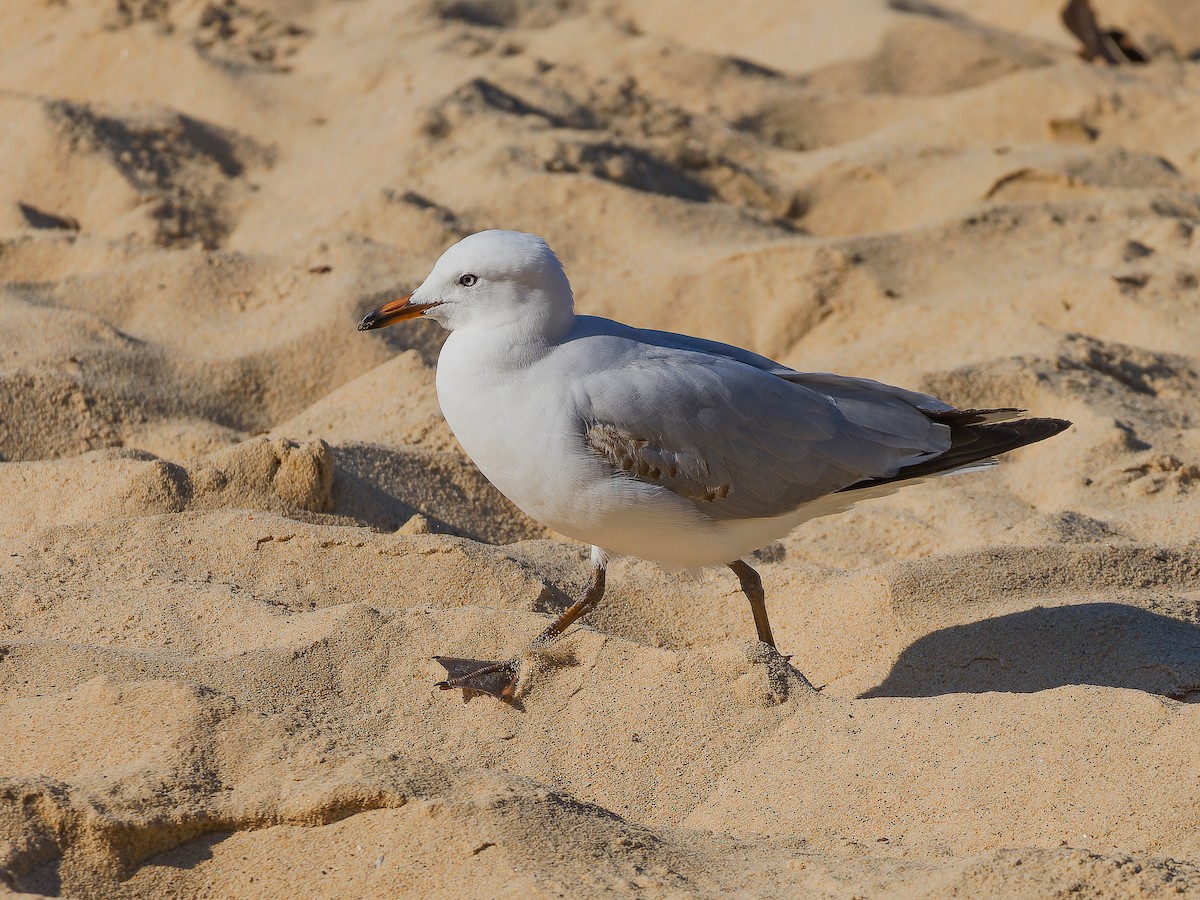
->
[434, 331, 814, 569]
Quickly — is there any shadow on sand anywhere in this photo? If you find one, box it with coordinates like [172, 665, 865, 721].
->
[861, 602, 1200, 700]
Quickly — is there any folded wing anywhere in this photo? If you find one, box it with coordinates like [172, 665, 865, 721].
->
[578, 345, 957, 520]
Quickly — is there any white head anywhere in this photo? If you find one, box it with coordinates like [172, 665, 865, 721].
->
[358, 230, 575, 339]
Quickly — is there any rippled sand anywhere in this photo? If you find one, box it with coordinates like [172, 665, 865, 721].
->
[2, 1, 1200, 896]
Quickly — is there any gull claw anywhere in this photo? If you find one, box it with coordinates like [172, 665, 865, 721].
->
[433, 656, 519, 701]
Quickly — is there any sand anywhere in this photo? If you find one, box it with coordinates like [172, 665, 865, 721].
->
[1, 0, 1199, 896]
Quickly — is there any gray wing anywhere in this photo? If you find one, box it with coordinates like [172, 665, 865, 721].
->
[572, 341, 955, 521]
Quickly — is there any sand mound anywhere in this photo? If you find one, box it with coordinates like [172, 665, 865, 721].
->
[0, 439, 333, 540]
[2, 0, 1200, 895]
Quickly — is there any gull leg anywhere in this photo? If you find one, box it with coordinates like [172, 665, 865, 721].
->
[728, 560, 815, 700]
[435, 553, 608, 701]
[728, 559, 775, 647]
[531, 563, 606, 647]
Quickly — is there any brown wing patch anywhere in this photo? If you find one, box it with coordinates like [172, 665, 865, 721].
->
[585, 423, 731, 503]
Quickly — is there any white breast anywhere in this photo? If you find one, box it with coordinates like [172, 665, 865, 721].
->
[435, 329, 595, 532]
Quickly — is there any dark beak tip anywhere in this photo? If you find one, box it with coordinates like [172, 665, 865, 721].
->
[357, 314, 377, 332]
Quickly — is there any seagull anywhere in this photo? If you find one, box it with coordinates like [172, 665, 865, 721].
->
[359, 230, 1069, 701]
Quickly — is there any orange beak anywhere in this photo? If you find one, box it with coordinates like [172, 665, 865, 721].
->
[357, 293, 442, 331]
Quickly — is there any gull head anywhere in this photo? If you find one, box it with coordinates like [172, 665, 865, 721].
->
[358, 230, 575, 337]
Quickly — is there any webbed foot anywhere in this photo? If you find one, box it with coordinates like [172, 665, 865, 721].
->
[434, 656, 519, 701]
[747, 642, 816, 702]
[432, 558, 607, 704]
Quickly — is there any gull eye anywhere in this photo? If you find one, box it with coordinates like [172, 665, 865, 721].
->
[459, 273, 478, 287]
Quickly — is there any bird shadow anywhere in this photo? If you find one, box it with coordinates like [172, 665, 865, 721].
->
[860, 602, 1200, 700]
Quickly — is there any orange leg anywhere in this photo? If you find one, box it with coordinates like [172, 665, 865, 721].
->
[435, 563, 606, 701]
[728, 559, 776, 647]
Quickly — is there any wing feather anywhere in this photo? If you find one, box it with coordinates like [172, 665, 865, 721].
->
[572, 340, 953, 520]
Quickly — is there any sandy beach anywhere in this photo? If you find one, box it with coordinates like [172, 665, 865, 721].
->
[2, 0, 1200, 895]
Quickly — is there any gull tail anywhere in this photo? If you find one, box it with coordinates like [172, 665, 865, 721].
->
[838, 411, 1072, 493]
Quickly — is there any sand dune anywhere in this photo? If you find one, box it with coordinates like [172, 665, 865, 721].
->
[2, 0, 1200, 896]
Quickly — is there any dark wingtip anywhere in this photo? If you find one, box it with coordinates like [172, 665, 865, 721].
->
[1030, 417, 1073, 438]
[837, 415, 1072, 493]
[974, 416, 1073, 449]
